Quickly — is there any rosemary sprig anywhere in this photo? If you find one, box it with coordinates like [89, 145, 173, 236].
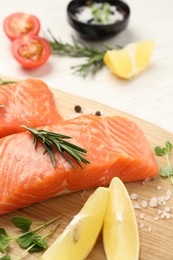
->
[71, 52, 105, 76]
[22, 126, 90, 169]
[0, 79, 16, 85]
[47, 30, 121, 77]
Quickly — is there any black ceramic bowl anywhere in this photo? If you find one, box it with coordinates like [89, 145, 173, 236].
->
[67, 0, 130, 41]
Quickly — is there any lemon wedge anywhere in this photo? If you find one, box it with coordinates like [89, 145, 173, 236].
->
[104, 40, 154, 79]
[103, 177, 140, 260]
[41, 187, 108, 260]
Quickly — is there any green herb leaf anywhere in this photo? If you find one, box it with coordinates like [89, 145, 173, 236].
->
[154, 146, 165, 156]
[155, 141, 173, 184]
[0, 228, 10, 253]
[165, 141, 173, 154]
[0, 256, 11, 260]
[18, 233, 33, 249]
[160, 166, 173, 177]
[0, 228, 8, 240]
[12, 216, 32, 232]
[32, 234, 48, 249]
[0, 216, 60, 258]
[0, 237, 10, 254]
[28, 244, 45, 253]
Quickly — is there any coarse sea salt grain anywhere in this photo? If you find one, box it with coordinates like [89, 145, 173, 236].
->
[165, 213, 171, 219]
[148, 226, 152, 233]
[130, 193, 138, 200]
[139, 213, 145, 219]
[167, 190, 172, 196]
[158, 209, 162, 215]
[164, 206, 170, 212]
[154, 216, 159, 221]
[141, 200, 148, 208]
[133, 203, 141, 209]
[156, 185, 161, 190]
[161, 212, 170, 218]
[161, 212, 167, 219]
[149, 197, 158, 208]
[158, 196, 165, 205]
[139, 223, 145, 229]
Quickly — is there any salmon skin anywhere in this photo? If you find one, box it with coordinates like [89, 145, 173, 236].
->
[0, 79, 62, 138]
[0, 114, 158, 216]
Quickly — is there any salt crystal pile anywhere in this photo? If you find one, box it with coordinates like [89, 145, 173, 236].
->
[130, 185, 173, 233]
[160, 206, 171, 219]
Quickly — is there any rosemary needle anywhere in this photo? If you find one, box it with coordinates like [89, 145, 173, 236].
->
[22, 126, 90, 169]
[47, 30, 121, 77]
[0, 79, 16, 85]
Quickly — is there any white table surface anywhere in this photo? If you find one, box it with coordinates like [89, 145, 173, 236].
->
[0, 0, 173, 133]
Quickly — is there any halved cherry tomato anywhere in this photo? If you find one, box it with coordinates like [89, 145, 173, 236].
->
[3, 13, 40, 41]
[11, 35, 51, 69]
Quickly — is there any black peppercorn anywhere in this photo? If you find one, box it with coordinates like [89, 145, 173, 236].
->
[95, 111, 101, 116]
[74, 105, 82, 113]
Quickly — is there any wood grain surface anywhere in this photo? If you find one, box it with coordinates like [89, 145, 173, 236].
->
[1, 86, 173, 260]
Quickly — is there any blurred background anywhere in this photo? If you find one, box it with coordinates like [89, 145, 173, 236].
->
[0, 0, 173, 132]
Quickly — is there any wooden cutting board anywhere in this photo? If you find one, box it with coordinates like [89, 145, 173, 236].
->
[1, 81, 173, 260]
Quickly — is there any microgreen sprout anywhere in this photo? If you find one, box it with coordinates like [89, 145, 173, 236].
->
[0, 215, 60, 259]
[155, 141, 173, 184]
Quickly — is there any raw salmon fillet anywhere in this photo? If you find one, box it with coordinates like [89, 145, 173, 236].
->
[0, 114, 158, 215]
[0, 79, 62, 138]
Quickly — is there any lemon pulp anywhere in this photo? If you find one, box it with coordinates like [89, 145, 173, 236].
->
[104, 40, 154, 79]
[41, 187, 108, 260]
[103, 177, 140, 260]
